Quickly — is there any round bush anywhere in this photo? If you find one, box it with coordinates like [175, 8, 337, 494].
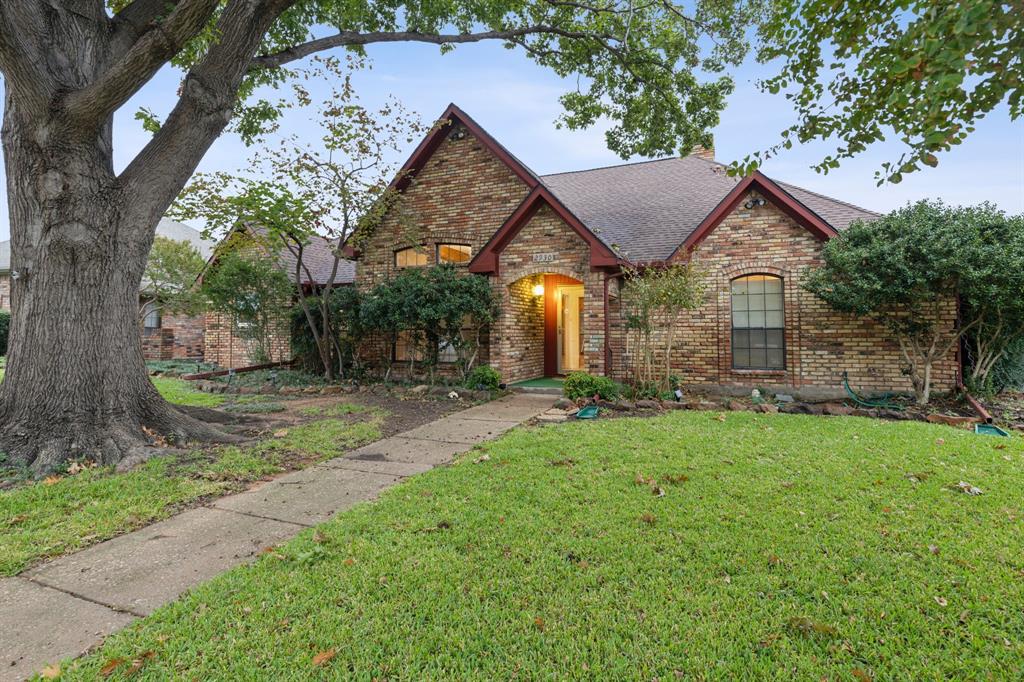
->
[466, 365, 501, 391]
[563, 371, 621, 401]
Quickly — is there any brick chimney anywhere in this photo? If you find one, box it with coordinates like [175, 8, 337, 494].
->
[689, 137, 715, 162]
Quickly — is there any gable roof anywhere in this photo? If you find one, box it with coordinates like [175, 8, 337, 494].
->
[540, 157, 878, 262]
[379, 104, 879, 267]
[244, 225, 355, 286]
[392, 103, 542, 194]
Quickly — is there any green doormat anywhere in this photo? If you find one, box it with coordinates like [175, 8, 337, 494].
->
[975, 423, 1010, 437]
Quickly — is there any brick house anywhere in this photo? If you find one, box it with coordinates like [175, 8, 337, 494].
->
[355, 104, 958, 398]
[0, 219, 213, 362]
[203, 224, 356, 368]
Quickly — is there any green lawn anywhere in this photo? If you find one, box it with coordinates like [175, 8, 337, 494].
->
[1, 414, 384, 576]
[60, 412, 1023, 680]
[151, 376, 228, 407]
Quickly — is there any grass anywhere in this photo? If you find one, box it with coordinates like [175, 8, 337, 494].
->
[151, 376, 227, 408]
[61, 411, 1024, 680]
[0, 453, 277, 576]
[1, 412, 386, 576]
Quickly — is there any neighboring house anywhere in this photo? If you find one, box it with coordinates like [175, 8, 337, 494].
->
[355, 104, 958, 397]
[0, 219, 215, 362]
[202, 224, 356, 368]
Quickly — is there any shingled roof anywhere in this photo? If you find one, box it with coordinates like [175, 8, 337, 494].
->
[540, 156, 879, 262]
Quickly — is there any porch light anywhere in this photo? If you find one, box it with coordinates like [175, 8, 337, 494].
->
[532, 283, 545, 297]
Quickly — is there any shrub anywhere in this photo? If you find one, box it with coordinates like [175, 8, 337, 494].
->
[0, 310, 9, 355]
[563, 372, 620, 401]
[465, 365, 501, 391]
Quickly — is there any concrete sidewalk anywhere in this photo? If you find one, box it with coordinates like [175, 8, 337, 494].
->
[0, 393, 552, 681]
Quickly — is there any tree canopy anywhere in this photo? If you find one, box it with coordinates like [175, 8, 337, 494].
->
[742, 0, 1022, 183]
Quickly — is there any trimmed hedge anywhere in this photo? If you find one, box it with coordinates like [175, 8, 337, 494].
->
[465, 365, 501, 391]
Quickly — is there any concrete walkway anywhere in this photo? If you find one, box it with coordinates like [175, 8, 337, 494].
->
[0, 393, 553, 681]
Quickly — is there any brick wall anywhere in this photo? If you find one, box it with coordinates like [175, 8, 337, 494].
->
[607, 190, 958, 397]
[356, 124, 532, 292]
[494, 204, 606, 383]
[162, 313, 206, 360]
[204, 310, 291, 368]
[141, 327, 174, 360]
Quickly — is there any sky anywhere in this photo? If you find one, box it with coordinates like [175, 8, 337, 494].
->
[1, 39, 1022, 240]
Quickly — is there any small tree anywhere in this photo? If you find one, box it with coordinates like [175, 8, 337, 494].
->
[804, 200, 1005, 405]
[621, 261, 707, 392]
[140, 236, 207, 325]
[201, 247, 293, 364]
[175, 57, 422, 381]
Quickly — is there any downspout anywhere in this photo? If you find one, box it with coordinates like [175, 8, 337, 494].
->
[604, 270, 625, 376]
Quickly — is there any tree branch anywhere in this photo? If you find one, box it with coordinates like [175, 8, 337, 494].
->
[120, 0, 296, 222]
[251, 26, 598, 70]
[62, 0, 220, 129]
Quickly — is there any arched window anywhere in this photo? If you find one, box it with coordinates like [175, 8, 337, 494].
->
[394, 246, 428, 268]
[731, 274, 784, 370]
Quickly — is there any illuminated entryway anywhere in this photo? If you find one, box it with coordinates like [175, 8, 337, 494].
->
[542, 274, 584, 377]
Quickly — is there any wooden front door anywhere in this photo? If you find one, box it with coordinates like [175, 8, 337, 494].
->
[543, 275, 584, 376]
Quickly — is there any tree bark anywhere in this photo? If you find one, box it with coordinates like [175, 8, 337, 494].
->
[0, 31, 236, 473]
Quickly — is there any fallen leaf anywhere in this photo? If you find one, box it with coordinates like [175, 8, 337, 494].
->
[715, 413, 727, 422]
[640, 512, 656, 526]
[125, 651, 156, 676]
[852, 668, 873, 681]
[100, 658, 126, 677]
[928, 544, 940, 555]
[664, 474, 689, 484]
[534, 616, 546, 631]
[787, 616, 838, 637]
[343, 557, 356, 566]
[767, 554, 782, 567]
[959, 609, 970, 624]
[273, 429, 289, 438]
[934, 596, 948, 607]
[651, 486, 665, 497]
[43, 476, 62, 486]
[473, 454, 490, 464]
[950, 481, 983, 495]
[935, 438, 945, 445]
[312, 649, 336, 667]
[39, 664, 60, 679]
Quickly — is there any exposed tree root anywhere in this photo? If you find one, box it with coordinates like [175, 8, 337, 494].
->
[1, 400, 243, 476]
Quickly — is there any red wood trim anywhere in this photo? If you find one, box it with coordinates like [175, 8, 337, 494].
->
[468, 185, 620, 275]
[671, 172, 839, 260]
[180, 360, 290, 380]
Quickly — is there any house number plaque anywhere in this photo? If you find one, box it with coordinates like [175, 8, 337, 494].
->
[533, 253, 556, 263]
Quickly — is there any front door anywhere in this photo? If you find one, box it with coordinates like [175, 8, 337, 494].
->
[542, 275, 584, 377]
[556, 285, 584, 373]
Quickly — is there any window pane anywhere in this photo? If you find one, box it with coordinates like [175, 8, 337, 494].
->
[733, 348, 750, 368]
[395, 247, 427, 268]
[438, 244, 471, 263]
[142, 304, 160, 329]
[732, 310, 749, 327]
[748, 293, 764, 314]
[749, 329, 767, 349]
[764, 277, 783, 294]
[438, 341, 458, 363]
[748, 310, 766, 328]
[765, 291, 783, 311]
[750, 349, 768, 368]
[731, 279, 748, 295]
[766, 310, 784, 328]
[766, 349, 785, 369]
[766, 329, 784, 349]
[746, 277, 764, 294]
[731, 275, 784, 370]
[733, 329, 750, 349]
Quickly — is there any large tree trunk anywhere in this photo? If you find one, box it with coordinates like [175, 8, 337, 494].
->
[0, 86, 229, 474]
